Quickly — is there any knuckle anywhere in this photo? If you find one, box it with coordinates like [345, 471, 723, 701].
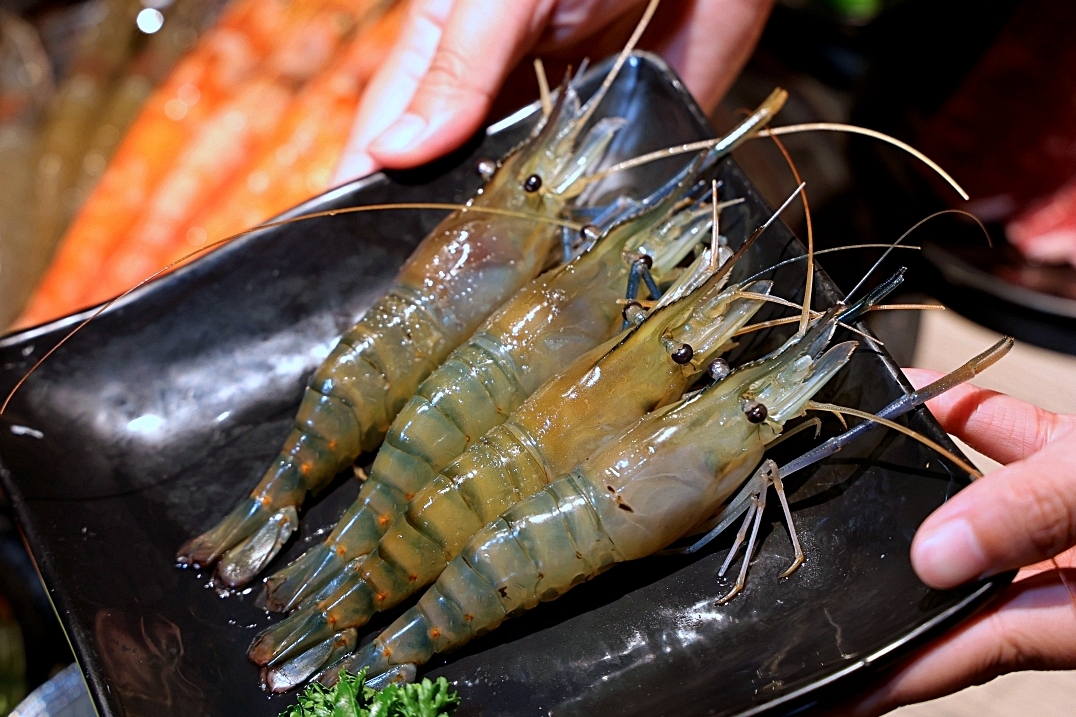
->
[423, 47, 492, 103]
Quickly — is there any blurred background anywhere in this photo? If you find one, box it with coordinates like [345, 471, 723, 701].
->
[0, 0, 1074, 714]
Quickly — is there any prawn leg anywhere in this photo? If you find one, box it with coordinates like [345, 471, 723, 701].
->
[621, 255, 663, 330]
[713, 459, 803, 603]
[719, 489, 766, 604]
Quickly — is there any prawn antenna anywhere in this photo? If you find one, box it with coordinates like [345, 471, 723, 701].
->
[595, 122, 968, 200]
[709, 180, 720, 272]
[1, 203, 585, 414]
[761, 124, 968, 200]
[575, 0, 661, 130]
[739, 243, 922, 286]
[804, 401, 982, 479]
[845, 209, 991, 302]
[764, 131, 814, 335]
[534, 59, 552, 117]
[713, 182, 805, 287]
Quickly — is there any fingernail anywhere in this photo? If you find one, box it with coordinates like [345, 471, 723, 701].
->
[369, 114, 427, 155]
[912, 518, 988, 588]
[333, 153, 377, 184]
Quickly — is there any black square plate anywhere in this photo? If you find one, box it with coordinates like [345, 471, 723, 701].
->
[0, 54, 1008, 717]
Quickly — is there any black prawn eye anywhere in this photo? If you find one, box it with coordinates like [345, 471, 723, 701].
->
[671, 343, 694, 364]
[580, 224, 600, 242]
[744, 401, 768, 423]
[523, 174, 542, 193]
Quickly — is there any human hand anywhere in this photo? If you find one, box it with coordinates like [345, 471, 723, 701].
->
[332, 0, 776, 182]
[850, 368, 1076, 715]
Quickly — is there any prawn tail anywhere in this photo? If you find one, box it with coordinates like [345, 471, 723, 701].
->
[262, 628, 358, 694]
[176, 498, 265, 570]
[262, 543, 351, 614]
[179, 418, 354, 582]
[248, 569, 377, 667]
[262, 478, 409, 613]
[330, 555, 509, 680]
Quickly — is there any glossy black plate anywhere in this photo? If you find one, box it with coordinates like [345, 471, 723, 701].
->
[0, 54, 1008, 717]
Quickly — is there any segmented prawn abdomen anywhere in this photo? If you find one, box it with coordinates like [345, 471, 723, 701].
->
[261, 335, 532, 612]
[383, 338, 529, 483]
[347, 473, 621, 675]
[311, 286, 453, 453]
[438, 422, 552, 528]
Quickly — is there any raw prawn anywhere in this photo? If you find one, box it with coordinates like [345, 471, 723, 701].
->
[247, 200, 795, 688]
[328, 286, 892, 681]
[251, 90, 788, 607]
[177, 66, 634, 572]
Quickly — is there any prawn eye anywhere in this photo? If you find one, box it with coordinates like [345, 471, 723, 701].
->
[671, 343, 694, 364]
[580, 224, 600, 242]
[476, 158, 497, 180]
[707, 358, 730, 381]
[523, 174, 543, 193]
[744, 401, 768, 423]
[634, 254, 653, 269]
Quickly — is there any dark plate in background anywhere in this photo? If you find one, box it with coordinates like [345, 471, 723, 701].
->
[924, 242, 1076, 356]
[0, 54, 1008, 717]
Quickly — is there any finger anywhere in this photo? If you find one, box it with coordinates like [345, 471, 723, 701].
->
[532, 0, 649, 50]
[912, 429, 1076, 588]
[852, 568, 1076, 716]
[333, 0, 456, 182]
[367, 0, 549, 168]
[902, 368, 1073, 465]
[648, 0, 775, 113]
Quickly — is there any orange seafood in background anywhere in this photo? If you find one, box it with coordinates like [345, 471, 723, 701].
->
[18, 0, 401, 329]
[185, 0, 405, 263]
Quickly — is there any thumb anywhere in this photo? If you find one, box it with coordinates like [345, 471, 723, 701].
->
[334, 0, 456, 183]
[367, 0, 546, 169]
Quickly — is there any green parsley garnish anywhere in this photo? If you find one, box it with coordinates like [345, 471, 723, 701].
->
[281, 669, 460, 717]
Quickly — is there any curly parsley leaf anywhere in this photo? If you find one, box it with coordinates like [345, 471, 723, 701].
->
[279, 670, 460, 717]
